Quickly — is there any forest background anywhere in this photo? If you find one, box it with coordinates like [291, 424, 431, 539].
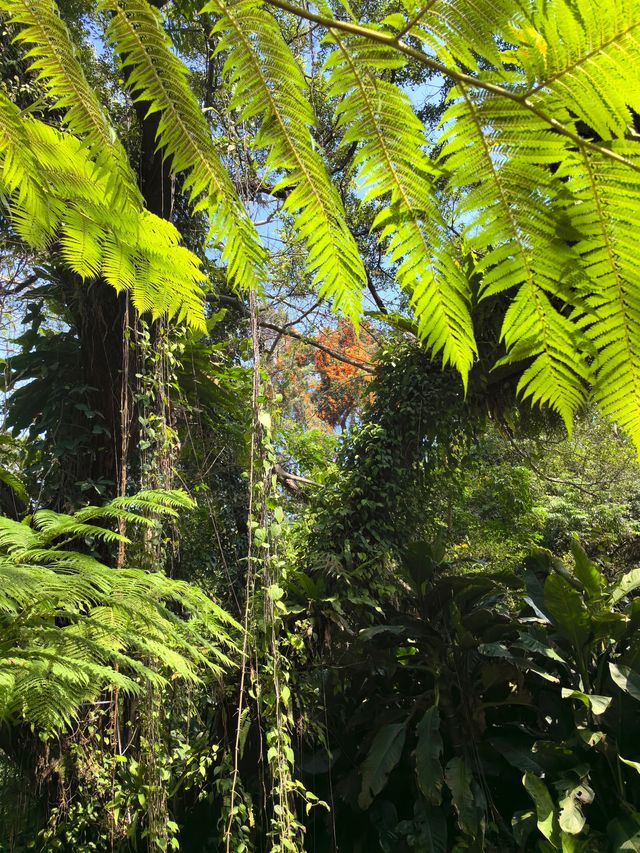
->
[2, 0, 640, 850]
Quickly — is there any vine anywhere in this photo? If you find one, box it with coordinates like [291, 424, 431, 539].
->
[224, 290, 326, 852]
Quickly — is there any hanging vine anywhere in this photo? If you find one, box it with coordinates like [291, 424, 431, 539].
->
[223, 290, 325, 852]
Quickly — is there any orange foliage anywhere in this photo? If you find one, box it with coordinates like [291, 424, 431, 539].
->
[313, 320, 374, 430]
[270, 319, 374, 432]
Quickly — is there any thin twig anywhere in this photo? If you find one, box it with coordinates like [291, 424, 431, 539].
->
[213, 295, 376, 373]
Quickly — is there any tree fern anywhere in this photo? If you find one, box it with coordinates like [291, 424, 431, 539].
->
[0, 94, 206, 327]
[394, 0, 520, 70]
[558, 144, 640, 446]
[0, 92, 60, 249]
[439, 89, 591, 426]
[0, 0, 217, 324]
[0, 0, 141, 210]
[325, 35, 476, 384]
[516, 0, 640, 140]
[6, 0, 640, 444]
[203, 0, 366, 319]
[0, 491, 239, 731]
[99, 0, 266, 291]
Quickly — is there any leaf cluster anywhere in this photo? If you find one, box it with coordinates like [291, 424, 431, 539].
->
[0, 489, 239, 731]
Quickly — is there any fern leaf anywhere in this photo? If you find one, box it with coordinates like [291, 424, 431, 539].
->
[439, 87, 591, 426]
[0, 0, 141, 209]
[0, 103, 207, 329]
[326, 36, 476, 383]
[0, 492, 239, 731]
[99, 0, 266, 290]
[397, 0, 520, 69]
[0, 92, 60, 248]
[517, 0, 640, 140]
[203, 0, 366, 319]
[558, 143, 640, 446]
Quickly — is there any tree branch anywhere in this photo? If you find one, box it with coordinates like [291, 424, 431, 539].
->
[212, 295, 376, 373]
[259, 320, 375, 372]
[274, 462, 321, 487]
[366, 271, 388, 314]
[0, 273, 38, 298]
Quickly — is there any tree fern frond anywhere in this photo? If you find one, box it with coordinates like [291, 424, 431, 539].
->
[0, 492, 239, 731]
[398, 0, 520, 69]
[99, 0, 266, 290]
[516, 0, 640, 140]
[439, 87, 591, 426]
[0, 92, 61, 248]
[557, 143, 640, 445]
[203, 0, 366, 320]
[0, 104, 208, 329]
[59, 208, 104, 279]
[109, 488, 195, 516]
[325, 36, 476, 383]
[32, 510, 130, 545]
[0, 0, 141, 209]
[0, 518, 37, 553]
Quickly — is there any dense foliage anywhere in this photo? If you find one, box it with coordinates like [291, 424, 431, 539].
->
[2, 0, 640, 850]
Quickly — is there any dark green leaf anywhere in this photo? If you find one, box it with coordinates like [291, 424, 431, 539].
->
[560, 689, 612, 715]
[610, 663, 640, 702]
[445, 756, 484, 837]
[358, 625, 407, 642]
[415, 705, 443, 805]
[570, 538, 604, 600]
[490, 735, 545, 774]
[544, 574, 590, 655]
[415, 802, 448, 853]
[611, 569, 640, 605]
[523, 772, 559, 846]
[358, 722, 407, 809]
[607, 809, 640, 851]
[512, 810, 536, 847]
[515, 632, 566, 663]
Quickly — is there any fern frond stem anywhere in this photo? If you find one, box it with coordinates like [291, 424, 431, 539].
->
[265, 0, 502, 88]
[265, 0, 640, 173]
